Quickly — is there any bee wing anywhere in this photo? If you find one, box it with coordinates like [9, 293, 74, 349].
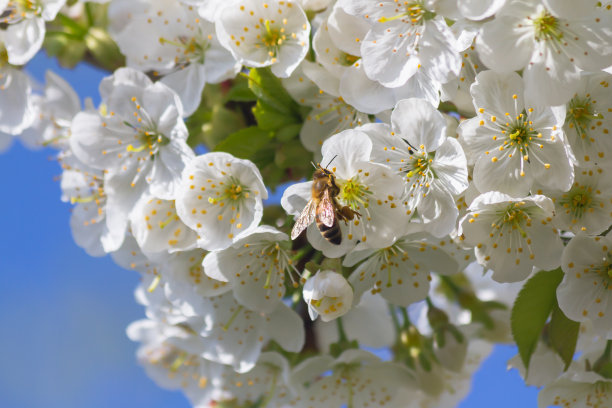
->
[316, 189, 336, 228]
[291, 199, 317, 240]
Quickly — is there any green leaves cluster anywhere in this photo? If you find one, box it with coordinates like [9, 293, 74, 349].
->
[45, 3, 124, 71]
[511, 269, 579, 372]
[210, 68, 312, 188]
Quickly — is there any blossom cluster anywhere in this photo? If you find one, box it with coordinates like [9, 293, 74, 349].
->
[2, 0, 612, 407]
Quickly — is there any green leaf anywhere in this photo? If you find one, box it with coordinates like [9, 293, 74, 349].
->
[511, 268, 564, 370]
[84, 27, 125, 71]
[253, 100, 299, 131]
[44, 35, 87, 68]
[275, 143, 311, 169]
[276, 123, 302, 142]
[549, 301, 580, 370]
[224, 77, 256, 102]
[247, 68, 297, 114]
[214, 127, 272, 159]
[200, 105, 246, 148]
[54, 12, 87, 36]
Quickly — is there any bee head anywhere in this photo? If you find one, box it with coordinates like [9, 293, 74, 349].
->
[313, 165, 333, 180]
[313, 155, 337, 179]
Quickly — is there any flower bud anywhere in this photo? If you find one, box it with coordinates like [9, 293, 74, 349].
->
[303, 270, 353, 322]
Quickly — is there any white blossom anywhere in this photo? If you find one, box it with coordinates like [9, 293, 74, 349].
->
[0, 0, 65, 65]
[314, 291, 395, 352]
[281, 128, 407, 258]
[291, 349, 415, 408]
[130, 194, 198, 254]
[202, 225, 299, 313]
[557, 232, 612, 337]
[345, 234, 459, 307]
[175, 151, 267, 251]
[19, 70, 82, 149]
[163, 248, 231, 314]
[476, 0, 612, 107]
[538, 165, 612, 235]
[459, 70, 575, 196]
[338, 0, 461, 88]
[368, 98, 469, 237]
[61, 156, 126, 255]
[538, 369, 612, 408]
[303, 270, 353, 322]
[459, 192, 563, 282]
[216, 0, 310, 78]
[110, 0, 240, 115]
[198, 292, 304, 373]
[0, 66, 34, 135]
[507, 342, 565, 387]
[283, 61, 373, 155]
[70, 67, 194, 203]
[564, 71, 612, 168]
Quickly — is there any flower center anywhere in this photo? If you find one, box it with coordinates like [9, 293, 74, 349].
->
[533, 11, 562, 42]
[567, 96, 602, 140]
[495, 202, 532, 238]
[159, 34, 209, 65]
[1, 0, 41, 25]
[123, 96, 170, 155]
[376, 244, 413, 289]
[405, 151, 435, 181]
[339, 177, 370, 210]
[501, 112, 538, 157]
[340, 52, 359, 66]
[559, 183, 596, 220]
[378, 2, 435, 25]
[591, 252, 612, 288]
[208, 177, 250, 206]
[241, 240, 300, 290]
[261, 20, 286, 58]
[188, 254, 206, 285]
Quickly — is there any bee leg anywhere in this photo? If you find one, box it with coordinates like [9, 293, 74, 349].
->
[340, 206, 361, 221]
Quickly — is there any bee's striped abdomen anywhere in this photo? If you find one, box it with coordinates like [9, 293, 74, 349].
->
[317, 218, 342, 245]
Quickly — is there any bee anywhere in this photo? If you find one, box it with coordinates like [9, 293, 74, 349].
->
[291, 157, 361, 245]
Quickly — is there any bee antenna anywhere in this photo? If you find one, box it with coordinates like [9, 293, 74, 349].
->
[402, 138, 417, 154]
[325, 155, 338, 169]
[311, 161, 318, 169]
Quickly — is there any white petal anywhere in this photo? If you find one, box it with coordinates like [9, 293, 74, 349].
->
[0, 67, 34, 135]
[391, 98, 447, 151]
[160, 64, 207, 117]
[339, 63, 396, 114]
[5, 18, 45, 65]
[523, 41, 580, 108]
[458, 0, 507, 20]
[471, 70, 524, 118]
[476, 16, 534, 73]
[267, 304, 305, 352]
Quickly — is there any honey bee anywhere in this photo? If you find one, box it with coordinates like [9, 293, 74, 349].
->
[291, 157, 361, 245]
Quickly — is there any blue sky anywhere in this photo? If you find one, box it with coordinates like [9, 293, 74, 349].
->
[0, 52, 541, 408]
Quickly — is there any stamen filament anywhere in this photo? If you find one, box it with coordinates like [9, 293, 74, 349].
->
[223, 305, 243, 331]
